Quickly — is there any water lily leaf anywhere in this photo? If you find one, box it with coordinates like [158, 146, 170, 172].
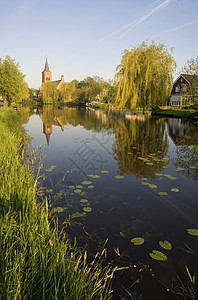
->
[74, 189, 81, 194]
[173, 168, 185, 172]
[101, 170, 109, 173]
[141, 182, 149, 185]
[146, 162, 153, 165]
[114, 175, 125, 179]
[68, 185, 75, 189]
[181, 158, 189, 161]
[76, 185, 83, 188]
[149, 184, 157, 189]
[80, 199, 89, 203]
[82, 181, 92, 185]
[171, 188, 179, 192]
[131, 237, 144, 246]
[158, 192, 168, 196]
[142, 177, 148, 181]
[71, 212, 86, 218]
[110, 155, 116, 157]
[52, 207, 63, 213]
[189, 166, 196, 169]
[187, 229, 198, 236]
[149, 250, 167, 261]
[159, 240, 172, 250]
[83, 207, 92, 212]
[88, 185, 94, 189]
[87, 174, 101, 178]
[155, 173, 164, 176]
[163, 166, 168, 169]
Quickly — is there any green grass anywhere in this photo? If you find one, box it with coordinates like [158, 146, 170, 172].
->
[0, 108, 114, 300]
[151, 107, 198, 119]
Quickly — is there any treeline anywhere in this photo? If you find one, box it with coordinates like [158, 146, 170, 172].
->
[1, 42, 197, 109]
[41, 76, 116, 105]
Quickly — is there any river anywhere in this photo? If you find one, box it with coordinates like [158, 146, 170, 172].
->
[21, 105, 198, 299]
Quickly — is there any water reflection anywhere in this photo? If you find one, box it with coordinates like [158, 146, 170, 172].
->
[167, 118, 198, 182]
[19, 105, 198, 299]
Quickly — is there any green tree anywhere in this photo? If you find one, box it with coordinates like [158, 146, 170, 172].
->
[41, 82, 59, 104]
[59, 82, 77, 102]
[0, 56, 29, 104]
[181, 55, 198, 75]
[115, 41, 176, 111]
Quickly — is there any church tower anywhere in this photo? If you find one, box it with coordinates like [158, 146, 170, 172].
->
[42, 58, 52, 83]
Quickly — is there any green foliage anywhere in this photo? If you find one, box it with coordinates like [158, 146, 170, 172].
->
[0, 108, 114, 300]
[0, 56, 29, 104]
[115, 41, 176, 109]
[41, 82, 59, 103]
[59, 82, 77, 102]
[181, 55, 198, 75]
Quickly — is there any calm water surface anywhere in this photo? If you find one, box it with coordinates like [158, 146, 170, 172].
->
[23, 105, 198, 299]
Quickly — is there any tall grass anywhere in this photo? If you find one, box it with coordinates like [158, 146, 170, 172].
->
[0, 108, 114, 300]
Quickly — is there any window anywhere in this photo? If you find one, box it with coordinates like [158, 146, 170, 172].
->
[175, 86, 180, 92]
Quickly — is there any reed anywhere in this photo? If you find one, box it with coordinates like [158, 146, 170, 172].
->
[0, 108, 113, 300]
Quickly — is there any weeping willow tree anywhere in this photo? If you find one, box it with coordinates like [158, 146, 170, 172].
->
[115, 41, 176, 110]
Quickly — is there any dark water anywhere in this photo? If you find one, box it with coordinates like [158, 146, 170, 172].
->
[22, 105, 198, 299]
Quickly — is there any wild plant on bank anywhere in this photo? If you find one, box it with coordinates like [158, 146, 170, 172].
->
[0, 108, 114, 300]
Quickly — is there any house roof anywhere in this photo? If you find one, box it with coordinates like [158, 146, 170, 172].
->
[180, 74, 198, 86]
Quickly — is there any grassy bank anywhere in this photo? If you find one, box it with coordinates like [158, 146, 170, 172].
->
[0, 108, 113, 300]
[151, 107, 198, 119]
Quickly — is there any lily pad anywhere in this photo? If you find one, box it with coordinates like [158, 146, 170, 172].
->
[83, 207, 92, 212]
[80, 199, 89, 203]
[71, 212, 86, 218]
[76, 185, 83, 188]
[87, 174, 101, 179]
[74, 189, 82, 194]
[131, 237, 144, 246]
[171, 188, 179, 192]
[142, 177, 148, 181]
[88, 185, 94, 189]
[149, 184, 157, 189]
[187, 229, 198, 236]
[158, 192, 168, 196]
[149, 250, 167, 261]
[114, 175, 125, 179]
[101, 170, 109, 173]
[189, 166, 196, 169]
[68, 185, 75, 189]
[159, 240, 172, 250]
[155, 173, 164, 176]
[82, 181, 92, 185]
[146, 162, 153, 165]
[141, 182, 149, 185]
[52, 207, 63, 213]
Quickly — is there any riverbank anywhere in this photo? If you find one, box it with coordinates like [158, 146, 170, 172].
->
[0, 108, 113, 300]
[151, 107, 198, 119]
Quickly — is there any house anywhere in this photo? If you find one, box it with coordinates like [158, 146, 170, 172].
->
[170, 74, 198, 107]
[42, 58, 65, 91]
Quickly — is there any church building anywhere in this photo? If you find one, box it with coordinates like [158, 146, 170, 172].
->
[42, 58, 65, 90]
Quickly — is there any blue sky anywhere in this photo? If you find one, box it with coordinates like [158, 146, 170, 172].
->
[1, 0, 198, 88]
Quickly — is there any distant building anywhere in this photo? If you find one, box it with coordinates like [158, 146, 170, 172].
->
[170, 74, 198, 107]
[42, 58, 65, 90]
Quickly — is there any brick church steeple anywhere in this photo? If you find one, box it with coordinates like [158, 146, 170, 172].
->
[42, 58, 52, 83]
